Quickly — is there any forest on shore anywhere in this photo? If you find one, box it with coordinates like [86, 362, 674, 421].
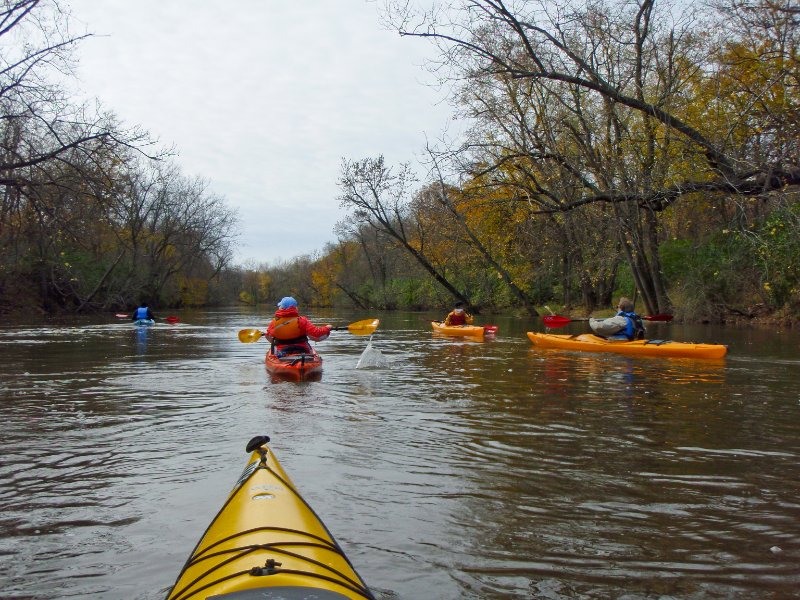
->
[2, 1, 798, 324]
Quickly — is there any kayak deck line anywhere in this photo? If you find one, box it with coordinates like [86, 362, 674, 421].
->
[170, 560, 369, 600]
[189, 528, 339, 563]
[165, 437, 374, 600]
[182, 534, 349, 573]
[275, 354, 317, 366]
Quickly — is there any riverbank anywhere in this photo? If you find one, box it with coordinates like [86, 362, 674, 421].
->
[2, 302, 798, 330]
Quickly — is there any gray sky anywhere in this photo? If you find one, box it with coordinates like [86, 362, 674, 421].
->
[68, 1, 454, 265]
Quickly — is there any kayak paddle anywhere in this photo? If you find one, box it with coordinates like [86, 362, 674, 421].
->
[542, 315, 590, 327]
[117, 313, 181, 323]
[643, 313, 674, 322]
[335, 318, 380, 335]
[238, 318, 380, 343]
[238, 328, 264, 343]
[543, 314, 673, 328]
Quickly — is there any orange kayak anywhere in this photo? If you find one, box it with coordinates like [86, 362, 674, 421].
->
[432, 321, 497, 337]
[527, 332, 728, 359]
[265, 348, 323, 380]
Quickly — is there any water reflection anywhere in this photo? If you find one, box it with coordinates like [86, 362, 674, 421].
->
[135, 324, 150, 356]
[534, 349, 726, 391]
[0, 311, 798, 599]
[268, 369, 324, 384]
[431, 332, 488, 343]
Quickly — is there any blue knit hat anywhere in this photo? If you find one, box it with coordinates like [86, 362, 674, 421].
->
[277, 296, 298, 310]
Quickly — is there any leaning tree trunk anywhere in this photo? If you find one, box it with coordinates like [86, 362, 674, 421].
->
[396, 237, 476, 312]
[643, 208, 671, 312]
[442, 199, 540, 316]
[335, 283, 368, 309]
[431, 169, 539, 315]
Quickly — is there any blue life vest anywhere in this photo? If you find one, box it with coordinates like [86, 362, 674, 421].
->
[616, 310, 645, 340]
[135, 306, 150, 320]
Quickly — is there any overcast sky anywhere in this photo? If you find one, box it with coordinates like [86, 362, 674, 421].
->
[68, 0, 455, 265]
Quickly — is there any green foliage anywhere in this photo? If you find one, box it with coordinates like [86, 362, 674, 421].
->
[659, 239, 695, 284]
[612, 265, 636, 300]
[660, 235, 748, 318]
[384, 277, 439, 310]
[659, 203, 800, 318]
[756, 205, 800, 308]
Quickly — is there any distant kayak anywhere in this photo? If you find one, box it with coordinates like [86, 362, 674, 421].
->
[265, 347, 323, 380]
[133, 319, 155, 327]
[432, 321, 496, 337]
[527, 332, 728, 359]
[165, 436, 374, 600]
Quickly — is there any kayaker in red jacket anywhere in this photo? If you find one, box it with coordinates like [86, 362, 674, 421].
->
[266, 297, 331, 356]
[443, 302, 474, 326]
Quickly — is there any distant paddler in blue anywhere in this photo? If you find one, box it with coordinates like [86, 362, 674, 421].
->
[131, 302, 156, 324]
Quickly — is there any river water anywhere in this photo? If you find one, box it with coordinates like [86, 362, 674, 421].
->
[0, 309, 798, 599]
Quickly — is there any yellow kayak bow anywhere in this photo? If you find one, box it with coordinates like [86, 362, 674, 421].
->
[165, 436, 374, 600]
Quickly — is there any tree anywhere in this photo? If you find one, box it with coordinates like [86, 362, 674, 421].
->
[338, 155, 477, 310]
[422, 150, 540, 315]
[0, 1, 154, 192]
[385, 0, 800, 314]
[0, 0, 186, 312]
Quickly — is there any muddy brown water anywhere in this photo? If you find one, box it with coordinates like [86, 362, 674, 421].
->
[1, 309, 798, 599]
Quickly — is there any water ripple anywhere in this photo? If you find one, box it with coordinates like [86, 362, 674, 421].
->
[0, 313, 799, 599]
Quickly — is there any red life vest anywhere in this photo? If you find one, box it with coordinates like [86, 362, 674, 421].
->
[270, 317, 303, 341]
[448, 311, 467, 326]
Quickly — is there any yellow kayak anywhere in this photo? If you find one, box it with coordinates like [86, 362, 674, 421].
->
[431, 321, 486, 337]
[527, 332, 728, 359]
[165, 436, 374, 600]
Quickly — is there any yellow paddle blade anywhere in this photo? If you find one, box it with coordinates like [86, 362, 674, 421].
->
[346, 318, 379, 336]
[238, 328, 265, 343]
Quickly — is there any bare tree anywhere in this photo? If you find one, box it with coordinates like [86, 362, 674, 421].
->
[384, 0, 800, 314]
[338, 155, 476, 310]
[422, 145, 540, 315]
[0, 1, 155, 190]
